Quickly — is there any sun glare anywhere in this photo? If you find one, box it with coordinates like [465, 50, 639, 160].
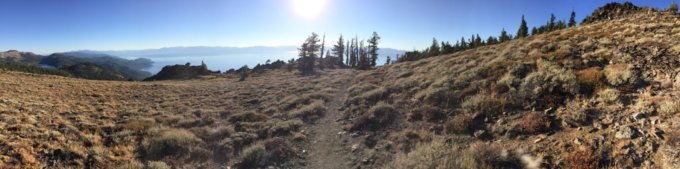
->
[291, 0, 327, 19]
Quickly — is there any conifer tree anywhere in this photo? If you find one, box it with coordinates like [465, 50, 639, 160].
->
[516, 15, 529, 38]
[499, 28, 511, 43]
[367, 32, 380, 67]
[332, 35, 345, 67]
[345, 41, 350, 67]
[428, 38, 440, 57]
[669, 0, 678, 13]
[298, 33, 321, 75]
[548, 14, 556, 31]
[531, 27, 538, 35]
[568, 10, 577, 27]
[385, 56, 391, 65]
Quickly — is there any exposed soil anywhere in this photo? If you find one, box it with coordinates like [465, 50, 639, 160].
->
[304, 75, 353, 169]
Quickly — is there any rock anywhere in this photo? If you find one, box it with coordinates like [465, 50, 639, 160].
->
[616, 126, 635, 139]
[351, 144, 360, 152]
[574, 137, 584, 145]
[497, 118, 506, 125]
[632, 112, 646, 121]
[350, 132, 360, 137]
[533, 137, 543, 143]
[474, 130, 486, 138]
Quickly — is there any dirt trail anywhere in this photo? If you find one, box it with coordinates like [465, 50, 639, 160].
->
[305, 78, 353, 169]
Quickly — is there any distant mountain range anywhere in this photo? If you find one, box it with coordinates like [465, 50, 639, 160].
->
[73, 46, 407, 73]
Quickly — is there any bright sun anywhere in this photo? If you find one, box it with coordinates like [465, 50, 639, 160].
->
[291, 0, 327, 19]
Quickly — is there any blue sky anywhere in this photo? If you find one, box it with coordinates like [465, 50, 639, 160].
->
[0, 0, 672, 54]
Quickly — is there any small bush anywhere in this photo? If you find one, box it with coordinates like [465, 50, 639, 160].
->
[238, 144, 268, 168]
[604, 64, 639, 87]
[577, 67, 605, 94]
[598, 88, 621, 104]
[236, 137, 296, 168]
[658, 99, 679, 115]
[520, 112, 551, 134]
[407, 105, 445, 122]
[444, 114, 475, 134]
[348, 86, 389, 105]
[561, 100, 590, 126]
[350, 102, 397, 130]
[263, 137, 296, 162]
[461, 92, 509, 115]
[228, 111, 268, 123]
[565, 147, 599, 169]
[279, 92, 330, 110]
[145, 128, 205, 160]
[663, 128, 680, 168]
[146, 161, 171, 169]
[519, 60, 578, 108]
[290, 100, 326, 121]
[115, 160, 144, 169]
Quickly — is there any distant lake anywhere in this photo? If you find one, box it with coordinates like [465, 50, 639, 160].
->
[127, 52, 298, 74]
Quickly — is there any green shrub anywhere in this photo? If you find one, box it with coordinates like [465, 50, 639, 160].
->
[603, 64, 639, 87]
[518, 60, 578, 108]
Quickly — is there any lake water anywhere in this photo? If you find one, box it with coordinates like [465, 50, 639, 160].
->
[138, 53, 299, 73]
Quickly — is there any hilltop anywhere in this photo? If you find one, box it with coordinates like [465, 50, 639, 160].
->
[1, 1, 680, 169]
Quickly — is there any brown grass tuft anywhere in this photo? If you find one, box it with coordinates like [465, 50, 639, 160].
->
[520, 112, 551, 134]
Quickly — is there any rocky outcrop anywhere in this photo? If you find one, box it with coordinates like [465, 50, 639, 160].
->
[582, 2, 646, 24]
[144, 62, 214, 81]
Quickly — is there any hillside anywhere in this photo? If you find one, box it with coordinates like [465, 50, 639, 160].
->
[341, 4, 680, 169]
[0, 50, 43, 65]
[2, 2, 680, 169]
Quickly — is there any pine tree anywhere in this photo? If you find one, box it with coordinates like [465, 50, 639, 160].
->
[348, 37, 356, 67]
[548, 13, 556, 31]
[385, 56, 391, 65]
[460, 37, 467, 49]
[531, 27, 538, 35]
[669, 0, 678, 13]
[332, 35, 345, 67]
[516, 15, 529, 38]
[428, 38, 440, 57]
[298, 33, 321, 75]
[499, 28, 511, 43]
[319, 34, 325, 61]
[568, 10, 577, 27]
[345, 41, 350, 67]
[367, 32, 380, 67]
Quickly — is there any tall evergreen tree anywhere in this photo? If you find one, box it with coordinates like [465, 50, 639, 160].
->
[460, 37, 467, 49]
[385, 56, 391, 65]
[531, 27, 538, 35]
[367, 32, 380, 67]
[297, 33, 321, 75]
[428, 38, 440, 57]
[332, 35, 345, 67]
[669, 0, 678, 13]
[349, 37, 357, 67]
[548, 13, 556, 31]
[345, 41, 350, 67]
[516, 15, 529, 38]
[568, 10, 577, 27]
[499, 28, 511, 43]
[319, 34, 325, 60]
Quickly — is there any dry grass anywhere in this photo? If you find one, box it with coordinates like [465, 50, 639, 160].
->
[520, 112, 551, 134]
[565, 147, 599, 169]
[0, 69, 354, 168]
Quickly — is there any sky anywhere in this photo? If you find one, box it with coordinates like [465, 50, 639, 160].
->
[0, 0, 672, 54]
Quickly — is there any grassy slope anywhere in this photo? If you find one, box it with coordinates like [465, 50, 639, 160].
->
[0, 69, 354, 168]
[342, 9, 680, 168]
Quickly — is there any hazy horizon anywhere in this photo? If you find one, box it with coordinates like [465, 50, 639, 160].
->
[0, 0, 671, 54]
